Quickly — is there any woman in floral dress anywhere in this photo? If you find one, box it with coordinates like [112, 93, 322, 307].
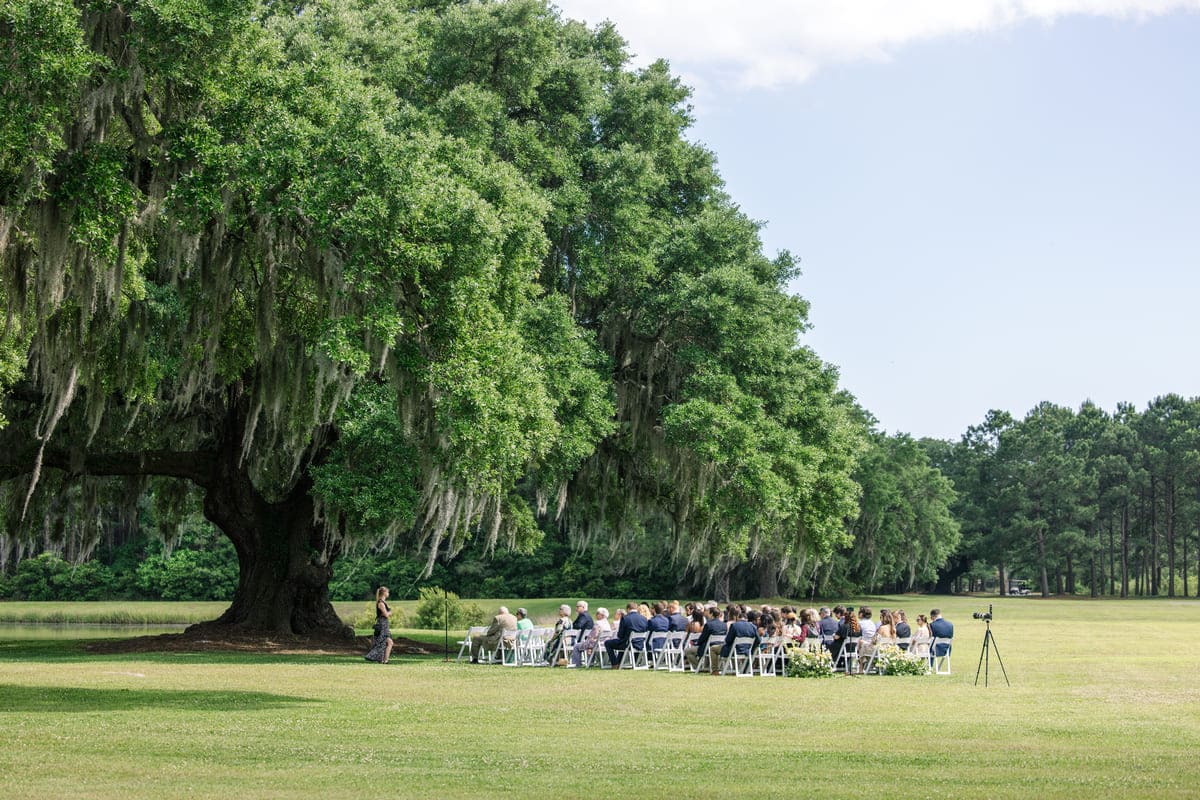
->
[364, 586, 393, 663]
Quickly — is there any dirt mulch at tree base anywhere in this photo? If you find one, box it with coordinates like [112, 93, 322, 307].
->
[85, 624, 446, 657]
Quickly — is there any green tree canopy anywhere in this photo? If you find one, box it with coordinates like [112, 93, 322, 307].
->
[1, 0, 860, 631]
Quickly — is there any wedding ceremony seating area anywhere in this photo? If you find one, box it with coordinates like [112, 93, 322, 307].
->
[451, 601, 952, 677]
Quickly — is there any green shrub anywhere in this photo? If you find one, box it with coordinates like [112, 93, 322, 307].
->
[135, 545, 238, 601]
[412, 587, 485, 629]
[10, 553, 65, 600]
[785, 646, 836, 678]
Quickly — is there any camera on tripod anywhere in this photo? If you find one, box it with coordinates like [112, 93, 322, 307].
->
[972, 604, 993, 621]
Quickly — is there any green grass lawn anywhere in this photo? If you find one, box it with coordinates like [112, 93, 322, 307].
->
[0, 595, 1198, 798]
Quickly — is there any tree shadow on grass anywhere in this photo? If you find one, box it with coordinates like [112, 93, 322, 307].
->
[0, 684, 313, 713]
[0, 640, 360, 666]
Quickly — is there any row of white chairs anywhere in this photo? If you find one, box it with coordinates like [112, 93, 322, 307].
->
[831, 634, 952, 675]
[455, 627, 953, 676]
[455, 626, 583, 666]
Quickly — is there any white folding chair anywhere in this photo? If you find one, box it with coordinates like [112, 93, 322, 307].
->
[620, 632, 651, 670]
[931, 637, 953, 674]
[457, 626, 486, 662]
[833, 636, 860, 674]
[647, 630, 672, 670]
[757, 636, 782, 676]
[547, 629, 580, 666]
[861, 638, 895, 674]
[585, 635, 611, 668]
[492, 632, 519, 665]
[657, 631, 688, 672]
[720, 637, 757, 677]
[509, 627, 534, 666]
[694, 637, 722, 674]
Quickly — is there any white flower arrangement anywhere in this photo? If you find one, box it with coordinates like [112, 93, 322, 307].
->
[874, 644, 930, 676]
[785, 645, 836, 678]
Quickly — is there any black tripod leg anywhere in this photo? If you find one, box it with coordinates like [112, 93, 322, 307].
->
[975, 628, 989, 686]
[987, 629, 1010, 687]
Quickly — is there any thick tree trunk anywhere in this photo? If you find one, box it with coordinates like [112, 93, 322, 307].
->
[934, 554, 970, 594]
[201, 447, 350, 637]
[752, 557, 779, 599]
[998, 560, 1007, 596]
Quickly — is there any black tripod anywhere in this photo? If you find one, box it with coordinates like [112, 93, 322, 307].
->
[974, 618, 1010, 687]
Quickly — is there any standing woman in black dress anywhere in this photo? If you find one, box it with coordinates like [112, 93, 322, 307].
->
[364, 587, 393, 663]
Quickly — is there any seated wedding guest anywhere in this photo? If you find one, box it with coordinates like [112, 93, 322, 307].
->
[858, 606, 877, 643]
[803, 608, 821, 641]
[910, 614, 932, 656]
[894, 610, 912, 649]
[818, 606, 840, 648]
[875, 610, 896, 642]
[543, 603, 573, 665]
[857, 609, 892, 671]
[755, 611, 775, 641]
[610, 608, 625, 633]
[668, 601, 689, 632]
[570, 607, 612, 667]
[647, 602, 671, 653]
[573, 600, 594, 634]
[829, 608, 860, 668]
[685, 605, 726, 671]
[782, 611, 806, 645]
[470, 606, 518, 663]
[720, 608, 762, 674]
[930, 608, 954, 657]
[726, 605, 740, 626]
[868, 610, 897, 667]
[686, 608, 705, 636]
[637, 602, 652, 619]
[515, 608, 533, 631]
[604, 602, 649, 668]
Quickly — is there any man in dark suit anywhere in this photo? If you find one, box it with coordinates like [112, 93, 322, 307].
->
[667, 600, 689, 632]
[573, 600, 594, 634]
[720, 609, 762, 674]
[605, 602, 649, 667]
[684, 605, 727, 672]
[647, 602, 671, 654]
[930, 608, 954, 656]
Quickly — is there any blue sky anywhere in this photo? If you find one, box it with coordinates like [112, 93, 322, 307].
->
[555, 2, 1200, 440]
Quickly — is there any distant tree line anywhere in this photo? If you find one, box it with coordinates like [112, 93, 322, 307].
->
[925, 395, 1200, 598]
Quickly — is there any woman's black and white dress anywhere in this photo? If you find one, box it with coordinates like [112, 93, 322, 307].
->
[364, 601, 390, 662]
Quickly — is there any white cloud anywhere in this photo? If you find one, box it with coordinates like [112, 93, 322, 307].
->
[554, 1, 1200, 90]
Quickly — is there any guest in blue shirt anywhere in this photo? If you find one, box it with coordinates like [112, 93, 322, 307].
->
[929, 608, 954, 656]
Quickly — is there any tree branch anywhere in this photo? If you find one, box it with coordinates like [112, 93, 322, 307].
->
[0, 447, 217, 487]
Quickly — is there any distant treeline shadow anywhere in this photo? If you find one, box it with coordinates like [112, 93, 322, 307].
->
[0, 684, 313, 713]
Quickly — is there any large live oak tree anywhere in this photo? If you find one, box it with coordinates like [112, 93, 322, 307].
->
[1, 0, 862, 633]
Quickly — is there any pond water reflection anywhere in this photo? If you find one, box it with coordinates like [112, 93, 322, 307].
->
[0, 624, 187, 640]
